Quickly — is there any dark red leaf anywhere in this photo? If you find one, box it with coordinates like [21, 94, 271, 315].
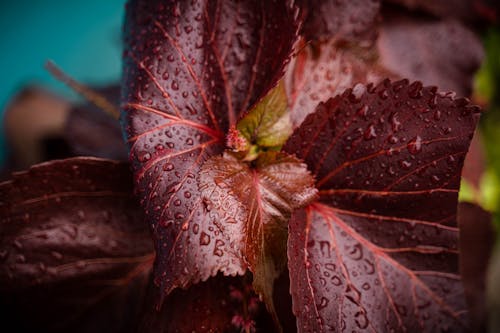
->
[0, 157, 153, 332]
[458, 202, 495, 333]
[121, 0, 300, 298]
[377, 12, 484, 97]
[65, 85, 128, 161]
[462, 130, 486, 191]
[298, 0, 380, 42]
[284, 79, 480, 331]
[386, 0, 500, 23]
[285, 39, 395, 127]
[199, 151, 317, 321]
[139, 274, 274, 332]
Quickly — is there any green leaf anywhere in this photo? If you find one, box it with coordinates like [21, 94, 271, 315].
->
[236, 81, 291, 150]
[198, 151, 317, 328]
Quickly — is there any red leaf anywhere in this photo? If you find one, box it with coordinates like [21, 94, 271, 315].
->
[199, 152, 317, 322]
[458, 203, 495, 332]
[121, 0, 300, 298]
[285, 39, 394, 127]
[298, 0, 380, 42]
[65, 86, 128, 161]
[0, 158, 153, 332]
[138, 274, 274, 332]
[284, 79, 480, 331]
[387, 0, 500, 23]
[377, 12, 484, 97]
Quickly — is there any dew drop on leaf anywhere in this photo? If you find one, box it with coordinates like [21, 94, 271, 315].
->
[199, 232, 210, 246]
[407, 135, 423, 155]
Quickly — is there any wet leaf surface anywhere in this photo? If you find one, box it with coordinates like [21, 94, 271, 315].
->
[199, 151, 317, 322]
[377, 12, 484, 97]
[284, 79, 480, 332]
[0, 157, 153, 332]
[121, 0, 300, 299]
[298, 0, 380, 42]
[285, 39, 394, 127]
[139, 274, 274, 332]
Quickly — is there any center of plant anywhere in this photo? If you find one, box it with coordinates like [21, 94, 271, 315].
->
[226, 81, 292, 162]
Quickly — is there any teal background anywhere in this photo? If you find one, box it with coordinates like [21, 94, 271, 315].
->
[0, 0, 125, 164]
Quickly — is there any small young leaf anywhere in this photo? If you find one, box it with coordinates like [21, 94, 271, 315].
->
[237, 81, 292, 151]
[284, 79, 480, 332]
[0, 157, 153, 332]
[199, 151, 317, 324]
[121, 0, 300, 299]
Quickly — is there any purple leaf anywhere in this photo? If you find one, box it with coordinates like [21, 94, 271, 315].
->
[138, 274, 274, 332]
[199, 151, 317, 322]
[386, 0, 500, 23]
[458, 202, 495, 332]
[65, 85, 128, 161]
[298, 0, 381, 42]
[285, 38, 395, 127]
[0, 157, 153, 332]
[284, 79, 480, 332]
[377, 13, 484, 96]
[121, 0, 300, 299]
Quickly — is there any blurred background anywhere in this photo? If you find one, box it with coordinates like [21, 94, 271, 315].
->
[0, 0, 124, 165]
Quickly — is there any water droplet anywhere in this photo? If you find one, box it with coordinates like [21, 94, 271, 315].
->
[390, 113, 402, 132]
[213, 239, 224, 256]
[51, 251, 63, 260]
[355, 311, 369, 329]
[362, 283, 371, 290]
[408, 81, 423, 98]
[160, 219, 174, 228]
[378, 89, 389, 100]
[185, 138, 193, 145]
[318, 297, 329, 310]
[364, 125, 377, 140]
[345, 284, 361, 304]
[138, 151, 151, 162]
[357, 105, 369, 117]
[434, 110, 442, 120]
[400, 160, 412, 169]
[348, 243, 363, 260]
[331, 275, 342, 286]
[199, 232, 210, 245]
[396, 304, 408, 316]
[171, 80, 179, 90]
[13, 240, 23, 250]
[387, 135, 398, 144]
[319, 241, 331, 258]
[407, 136, 422, 155]
[325, 263, 336, 271]
[163, 163, 174, 171]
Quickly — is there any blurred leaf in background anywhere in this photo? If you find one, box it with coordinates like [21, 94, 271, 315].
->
[471, 27, 500, 228]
